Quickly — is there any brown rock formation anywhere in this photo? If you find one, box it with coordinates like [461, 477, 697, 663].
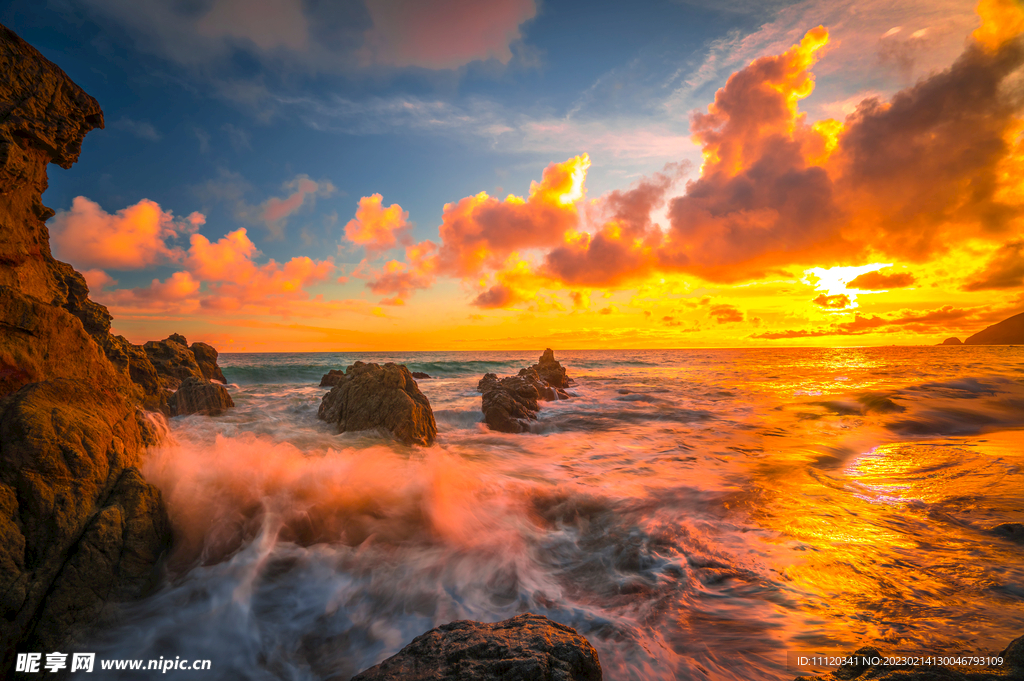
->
[190, 341, 226, 383]
[941, 336, 963, 345]
[351, 613, 603, 681]
[479, 349, 571, 433]
[411, 371, 432, 379]
[320, 368, 345, 387]
[168, 376, 234, 417]
[143, 336, 204, 390]
[317, 361, 437, 446]
[0, 24, 171, 669]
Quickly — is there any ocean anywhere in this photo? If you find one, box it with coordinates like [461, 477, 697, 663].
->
[88, 347, 1024, 679]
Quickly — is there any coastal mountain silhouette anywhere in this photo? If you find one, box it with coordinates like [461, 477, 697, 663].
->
[964, 311, 1024, 345]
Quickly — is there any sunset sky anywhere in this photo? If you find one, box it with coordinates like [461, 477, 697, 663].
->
[6, 0, 1024, 351]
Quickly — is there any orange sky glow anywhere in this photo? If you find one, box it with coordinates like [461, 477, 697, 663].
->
[60, 0, 1024, 352]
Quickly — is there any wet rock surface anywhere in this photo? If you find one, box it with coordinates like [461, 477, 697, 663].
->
[168, 376, 234, 417]
[479, 349, 571, 433]
[350, 613, 602, 681]
[0, 24, 175, 670]
[318, 361, 437, 446]
[190, 341, 226, 383]
[143, 336, 205, 390]
[411, 371, 432, 379]
[321, 368, 345, 387]
[794, 635, 1024, 680]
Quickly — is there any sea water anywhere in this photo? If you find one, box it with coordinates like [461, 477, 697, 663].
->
[88, 348, 1024, 679]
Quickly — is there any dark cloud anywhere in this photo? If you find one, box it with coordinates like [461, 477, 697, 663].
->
[963, 240, 1024, 290]
[812, 293, 851, 308]
[847, 269, 916, 289]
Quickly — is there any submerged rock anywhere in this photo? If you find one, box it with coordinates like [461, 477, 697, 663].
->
[168, 376, 234, 417]
[0, 25, 172, 668]
[479, 349, 571, 433]
[351, 613, 602, 681]
[992, 522, 1024, 543]
[411, 371, 432, 379]
[793, 634, 1024, 680]
[318, 361, 437, 446]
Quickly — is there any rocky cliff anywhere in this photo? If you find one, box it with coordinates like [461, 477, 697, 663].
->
[0, 24, 172, 670]
[964, 311, 1024, 345]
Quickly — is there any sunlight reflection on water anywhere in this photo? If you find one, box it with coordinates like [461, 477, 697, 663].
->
[85, 347, 1024, 680]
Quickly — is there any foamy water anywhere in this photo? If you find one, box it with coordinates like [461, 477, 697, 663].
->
[87, 348, 1024, 680]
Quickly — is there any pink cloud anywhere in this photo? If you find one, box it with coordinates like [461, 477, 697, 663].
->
[49, 196, 204, 270]
[344, 194, 411, 255]
[260, 175, 334, 237]
[360, 0, 536, 69]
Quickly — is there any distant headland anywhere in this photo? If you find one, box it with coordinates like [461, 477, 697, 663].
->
[941, 311, 1024, 345]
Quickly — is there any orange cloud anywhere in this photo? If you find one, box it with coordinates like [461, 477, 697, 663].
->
[963, 239, 1024, 290]
[95, 226, 339, 319]
[437, 154, 590, 277]
[847, 270, 916, 290]
[813, 293, 852, 309]
[364, 239, 439, 304]
[360, 0, 536, 69]
[50, 196, 204, 270]
[344, 194, 410, 255]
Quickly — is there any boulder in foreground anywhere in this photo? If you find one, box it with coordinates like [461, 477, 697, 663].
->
[479, 349, 571, 433]
[168, 376, 234, 417]
[351, 613, 602, 681]
[318, 361, 436, 446]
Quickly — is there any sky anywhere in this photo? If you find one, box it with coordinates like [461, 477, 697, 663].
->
[4, 0, 1024, 351]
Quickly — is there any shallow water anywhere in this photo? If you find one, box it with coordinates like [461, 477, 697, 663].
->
[89, 348, 1024, 679]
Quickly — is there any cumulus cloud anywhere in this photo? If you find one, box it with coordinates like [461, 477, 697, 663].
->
[436, 154, 590, 277]
[344, 194, 410, 255]
[50, 197, 204, 271]
[846, 269, 916, 289]
[360, 0, 536, 69]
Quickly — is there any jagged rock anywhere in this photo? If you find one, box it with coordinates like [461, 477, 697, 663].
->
[143, 336, 204, 390]
[479, 373, 541, 433]
[320, 369, 345, 387]
[479, 350, 571, 433]
[0, 380, 170, 665]
[941, 337, 963, 345]
[351, 613, 602, 681]
[190, 341, 226, 383]
[166, 333, 187, 346]
[317, 361, 436, 446]
[411, 371, 432, 379]
[0, 25, 171, 670]
[793, 635, 1024, 680]
[168, 377, 234, 417]
[98, 333, 165, 411]
[530, 347, 572, 389]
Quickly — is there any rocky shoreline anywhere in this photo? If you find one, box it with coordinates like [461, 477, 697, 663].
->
[0, 23, 230, 670]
